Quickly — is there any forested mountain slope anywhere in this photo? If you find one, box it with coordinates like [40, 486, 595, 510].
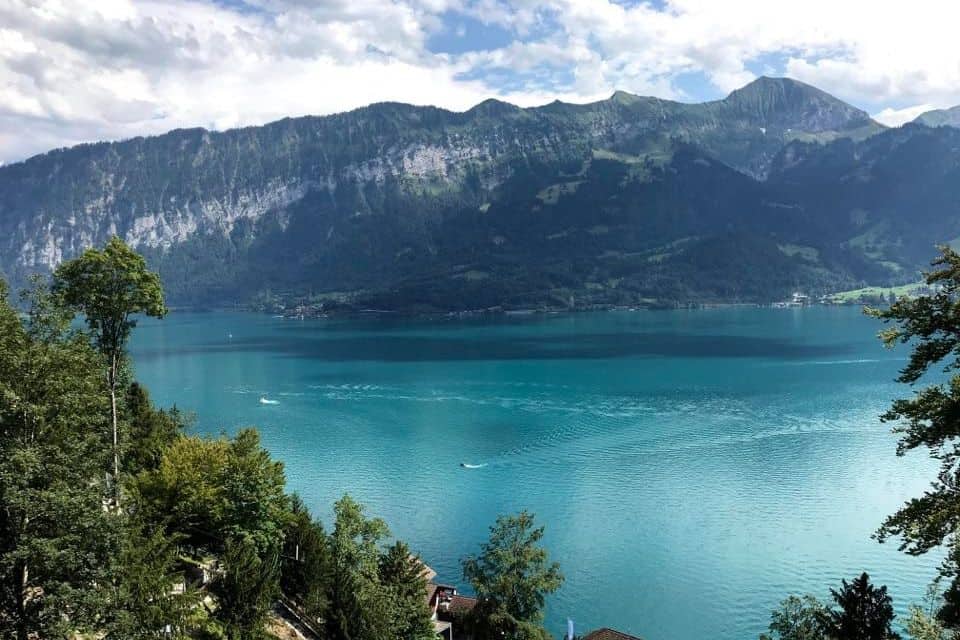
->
[7, 75, 956, 310]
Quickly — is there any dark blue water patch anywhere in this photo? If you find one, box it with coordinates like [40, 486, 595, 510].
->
[132, 330, 852, 363]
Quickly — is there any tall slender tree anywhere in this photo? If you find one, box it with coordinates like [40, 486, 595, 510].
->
[281, 495, 331, 625]
[326, 495, 394, 640]
[53, 237, 167, 504]
[378, 541, 436, 640]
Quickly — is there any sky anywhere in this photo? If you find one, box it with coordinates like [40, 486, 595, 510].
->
[1, 0, 959, 163]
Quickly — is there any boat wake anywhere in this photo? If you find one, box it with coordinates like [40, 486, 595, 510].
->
[259, 397, 280, 405]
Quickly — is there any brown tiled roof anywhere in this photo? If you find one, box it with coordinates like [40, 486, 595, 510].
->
[582, 628, 643, 640]
[448, 594, 477, 614]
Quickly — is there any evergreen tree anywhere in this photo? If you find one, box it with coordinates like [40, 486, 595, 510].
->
[825, 573, 900, 640]
[869, 247, 960, 629]
[220, 429, 288, 554]
[379, 541, 436, 640]
[462, 511, 564, 640]
[937, 551, 960, 630]
[281, 495, 332, 625]
[124, 382, 189, 475]
[103, 521, 202, 639]
[53, 236, 167, 505]
[870, 247, 960, 557]
[213, 536, 281, 640]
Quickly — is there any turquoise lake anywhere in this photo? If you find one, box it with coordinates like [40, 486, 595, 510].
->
[129, 307, 940, 640]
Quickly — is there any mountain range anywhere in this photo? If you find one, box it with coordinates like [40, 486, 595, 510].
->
[2, 76, 960, 312]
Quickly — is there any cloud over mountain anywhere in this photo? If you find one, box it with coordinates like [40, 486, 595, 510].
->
[2, 0, 958, 162]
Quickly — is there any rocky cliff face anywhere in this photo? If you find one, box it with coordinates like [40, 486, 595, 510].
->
[0, 77, 900, 307]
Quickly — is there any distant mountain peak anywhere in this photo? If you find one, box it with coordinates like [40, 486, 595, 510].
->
[914, 105, 960, 128]
[609, 89, 641, 104]
[721, 76, 876, 132]
[466, 98, 521, 117]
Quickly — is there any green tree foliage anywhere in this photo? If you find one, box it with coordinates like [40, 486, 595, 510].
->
[326, 494, 395, 640]
[124, 382, 189, 475]
[213, 536, 281, 640]
[0, 279, 119, 639]
[906, 605, 946, 640]
[138, 429, 288, 553]
[221, 429, 288, 552]
[869, 247, 960, 557]
[903, 582, 949, 640]
[103, 521, 202, 639]
[869, 247, 960, 630]
[825, 572, 900, 640]
[53, 236, 167, 503]
[137, 434, 230, 546]
[936, 552, 960, 630]
[281, 495, 331, 624]
[462, 511, 564, 640]
[759, 595, 830, 640]
[378, 541, 436, 640]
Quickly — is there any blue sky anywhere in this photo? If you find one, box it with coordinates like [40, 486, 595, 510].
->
[0, 0, 957, 162]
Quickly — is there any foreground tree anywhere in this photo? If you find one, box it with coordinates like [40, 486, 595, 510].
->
[869, 247, 960, 628]
[53, 237, 167, 504]
[871, 247, 960, 555]
[462, 511, 564, 640]
[0, 280, 117, 639]
[825, 573, 899, 640]
[759, 595, 830, 640]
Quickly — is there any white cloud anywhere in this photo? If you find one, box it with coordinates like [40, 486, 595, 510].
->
[3, 0, 960, 162]
[873, 104, 935, 128]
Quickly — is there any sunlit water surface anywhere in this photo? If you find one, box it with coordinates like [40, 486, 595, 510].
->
[130, 308, 940, 640]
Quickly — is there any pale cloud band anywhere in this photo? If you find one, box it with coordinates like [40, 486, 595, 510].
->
[0, 0, 956, 162]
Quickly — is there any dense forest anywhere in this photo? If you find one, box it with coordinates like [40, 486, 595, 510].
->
[6, 78, 960, 312]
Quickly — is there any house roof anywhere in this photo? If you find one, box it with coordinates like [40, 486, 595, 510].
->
[447, 594, 478, 614]
[582, 628, 643, 640]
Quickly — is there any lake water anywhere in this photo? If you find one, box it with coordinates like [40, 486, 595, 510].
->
[130, 307, 940, 640]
